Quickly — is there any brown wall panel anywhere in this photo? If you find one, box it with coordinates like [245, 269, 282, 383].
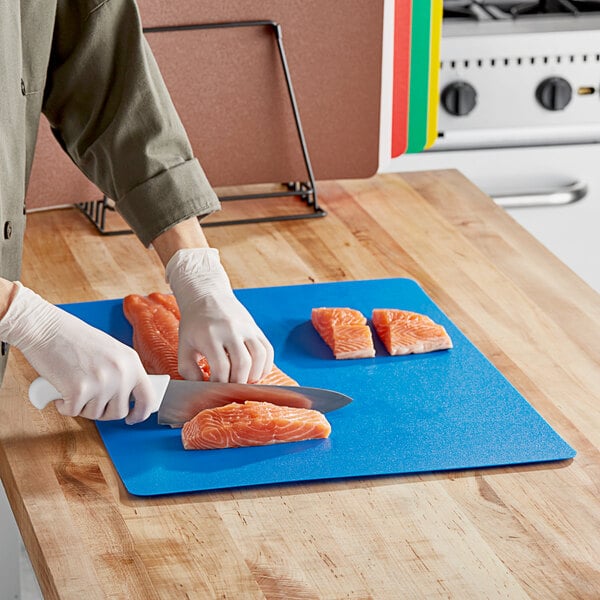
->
[25, 1, 383, 209]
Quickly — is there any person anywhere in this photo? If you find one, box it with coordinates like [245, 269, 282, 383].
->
[0, 1, 274, 424]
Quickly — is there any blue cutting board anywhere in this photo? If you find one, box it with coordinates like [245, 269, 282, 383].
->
[60, 278, 575, 496]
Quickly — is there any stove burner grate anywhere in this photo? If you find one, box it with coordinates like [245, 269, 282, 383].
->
[444, 7, 480, 20]
[491, 0, 600, 15]
[444, 0, 600, 18]
[443, 1, 493, 20]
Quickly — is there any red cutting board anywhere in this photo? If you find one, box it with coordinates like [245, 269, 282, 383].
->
[391, 0, 412, 157]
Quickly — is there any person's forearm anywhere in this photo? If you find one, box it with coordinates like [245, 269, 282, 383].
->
[0, 278, 18, 320]
[152, 217, 210, 267]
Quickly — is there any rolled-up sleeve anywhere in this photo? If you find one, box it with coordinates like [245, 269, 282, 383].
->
[42, 0, 220, 246]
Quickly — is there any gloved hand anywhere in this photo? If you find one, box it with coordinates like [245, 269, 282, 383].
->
[166, 248, 274, 383]
[0, 282, 158, 424]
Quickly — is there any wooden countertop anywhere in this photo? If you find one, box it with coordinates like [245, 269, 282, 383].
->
[1, 171, 599, 598]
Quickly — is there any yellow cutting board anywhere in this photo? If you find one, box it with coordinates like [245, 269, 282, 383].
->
[425, 0, 443, 149]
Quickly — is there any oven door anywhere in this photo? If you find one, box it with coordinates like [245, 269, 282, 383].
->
[383, 142, 600, 293]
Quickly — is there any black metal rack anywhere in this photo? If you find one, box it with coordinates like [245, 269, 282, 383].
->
[77, 20, 325, 235]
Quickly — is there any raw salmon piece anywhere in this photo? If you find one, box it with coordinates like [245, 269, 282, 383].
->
[123, 293, 210, 380]
[181, 401, 331, 450]
[148, 292, 181, 320]
[257, 364, 299, 386]
[123, 293, 296, 384]
[311, 307, 375, 359]
[372, 309, 453, 355]
[123, 294, 183, 379]
[311, 307, 366, 341]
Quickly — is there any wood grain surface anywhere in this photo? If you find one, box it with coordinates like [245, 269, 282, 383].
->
[1, 171, 598, 599]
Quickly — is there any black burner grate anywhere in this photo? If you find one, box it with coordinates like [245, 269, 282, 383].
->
[493, 0, 600, 15]
[444, 7, 479, 20]
[444, 1, 496, 20]
[447, 0, 600, 17]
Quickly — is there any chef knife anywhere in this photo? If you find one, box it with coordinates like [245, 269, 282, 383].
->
[28, 375, 352, 427]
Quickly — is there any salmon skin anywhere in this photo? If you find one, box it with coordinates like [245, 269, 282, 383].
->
[181, 401, 331, 450]
[372, 309, 453, 355]
[311, 307, 375, 359]
[122, 293, 298, 385]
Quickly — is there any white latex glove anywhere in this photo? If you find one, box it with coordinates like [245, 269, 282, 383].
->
[166, 248, 274, 383]
[0, 283, 158, 424]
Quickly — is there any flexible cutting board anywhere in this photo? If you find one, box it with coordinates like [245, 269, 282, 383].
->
[391, 0, 412, 158]
[60, 279, 575, 496]
[425, 0, 443, 149]
[406, 0, 432, 153]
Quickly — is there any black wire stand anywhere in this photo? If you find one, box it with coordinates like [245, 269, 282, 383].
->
[77, 20, 325, 235]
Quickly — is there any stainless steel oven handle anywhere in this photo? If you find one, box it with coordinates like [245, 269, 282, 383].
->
[492, 181, 588, 208]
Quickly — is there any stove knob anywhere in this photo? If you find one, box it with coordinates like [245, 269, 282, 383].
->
[536, 77, 572, 111]
[441, 81, 477, 116]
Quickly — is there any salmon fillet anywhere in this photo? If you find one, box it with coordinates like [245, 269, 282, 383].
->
[123, 293, 297, 385]
[122, 294, 194, 380]
[181, 401, 331, 450]
[148, 291, 180, 319]
[372, 309, 453, 355]
[311, 307, 375, 359]
[258, 364, 299, 386]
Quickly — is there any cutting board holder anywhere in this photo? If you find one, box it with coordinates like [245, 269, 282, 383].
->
[77, 19, 325, 235]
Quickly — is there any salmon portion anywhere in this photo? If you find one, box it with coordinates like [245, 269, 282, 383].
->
[123, 293, 297, 385]
[122, 294, 193, 380]
[372, 309, 453, 355]
[311, 307, 375, 359]
[260, 366, 298, 386]
[258, 364, 299, 386]
[148, 291, 180, 319]
[181, 401, 331, 450]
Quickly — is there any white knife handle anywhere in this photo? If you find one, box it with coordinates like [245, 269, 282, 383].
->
[28, 374, 171, 411]
[28, 377, 61, 409]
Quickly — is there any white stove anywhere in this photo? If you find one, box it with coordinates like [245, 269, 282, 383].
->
[381, 1, 600, 293]
[438, 1, 600, 149]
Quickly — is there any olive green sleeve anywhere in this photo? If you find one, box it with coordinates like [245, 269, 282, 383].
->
[42, 0, 220, 246]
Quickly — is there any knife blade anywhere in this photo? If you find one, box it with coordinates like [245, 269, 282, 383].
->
[28, 375, 353, 427]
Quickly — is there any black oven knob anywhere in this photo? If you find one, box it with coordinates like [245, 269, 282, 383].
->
[536, 77, 572, 111]
[441, 81, 477, 116]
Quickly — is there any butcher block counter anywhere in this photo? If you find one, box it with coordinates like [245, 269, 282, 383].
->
[1, 171, 599, 599]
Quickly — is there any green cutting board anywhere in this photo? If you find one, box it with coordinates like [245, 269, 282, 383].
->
[406, 0, 432, 154]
